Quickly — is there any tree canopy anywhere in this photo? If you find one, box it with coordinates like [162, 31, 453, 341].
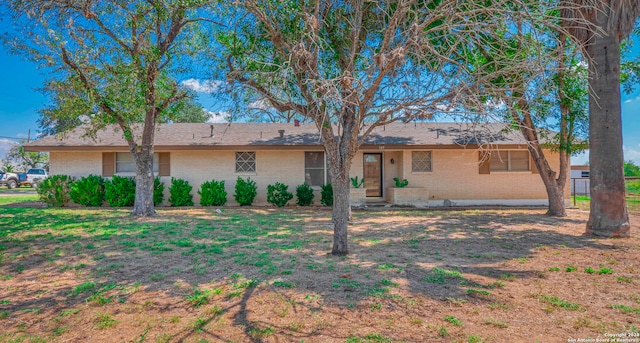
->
[214, 0, 578, 254]
[452, 9, 590, 216]
[37, 79, 211, 136]
[5, 0, 215, 216]
[2, 140, 49, 172]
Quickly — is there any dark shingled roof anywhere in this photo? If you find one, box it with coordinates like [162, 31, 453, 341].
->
[25, 122, 532, 150]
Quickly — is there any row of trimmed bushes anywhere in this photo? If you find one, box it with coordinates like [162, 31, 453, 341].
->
[36, 175, 165, 207]
[37, 175, 335, 208]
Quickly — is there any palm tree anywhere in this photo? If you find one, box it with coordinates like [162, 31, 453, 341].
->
[562, 1, 639, 237]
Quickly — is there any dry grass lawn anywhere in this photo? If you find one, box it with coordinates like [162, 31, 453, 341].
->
[1, 197, 639, 342]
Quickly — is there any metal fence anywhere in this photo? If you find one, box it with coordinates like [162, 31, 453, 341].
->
[570, 177, 590, 196]
[571, 176, 640, 215]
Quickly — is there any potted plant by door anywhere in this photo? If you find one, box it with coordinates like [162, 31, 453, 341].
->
[387, 178, 429, 208]
[349, 176, 366, 207]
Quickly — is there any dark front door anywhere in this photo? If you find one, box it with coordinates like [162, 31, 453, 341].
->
[363, 153, 382, 197]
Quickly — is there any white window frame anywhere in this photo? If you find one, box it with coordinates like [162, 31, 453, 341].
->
[411, 151, 433, 173]
[304, 151, 328, 187]
[235, 151, 257, 174]
[490, 150, 530, 172]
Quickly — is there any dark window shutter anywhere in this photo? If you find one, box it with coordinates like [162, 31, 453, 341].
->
[479, 152, 490, 174]
[158, 152, 170, 176]
[530, 154, 539, 174]
[102, 152, 115, 177]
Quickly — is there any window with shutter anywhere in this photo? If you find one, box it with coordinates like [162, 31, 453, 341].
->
[102, 152, 115, 177]
[488, 151, 530, 172]
[105, 153, 160, 175]
[158, 152, 170, 176]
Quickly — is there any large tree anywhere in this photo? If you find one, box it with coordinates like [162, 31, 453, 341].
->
[562, 1, 638, 236]
[226, 89, 307, 123]
[169, 100, 210, 123]
[216, 0, 563, 255]
[37, 79, 211, 137]
[5, 0, 212, 216]
[463, 13, 589, 217]
[2, 140, 49, 171]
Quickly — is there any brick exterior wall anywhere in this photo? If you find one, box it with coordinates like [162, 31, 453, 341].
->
[308, 148, 569, 203]
[370, 149, 568, 201]
[49, 148, 568, 206]
[171, 150, 307, 206]
[50, 152, 103, 178]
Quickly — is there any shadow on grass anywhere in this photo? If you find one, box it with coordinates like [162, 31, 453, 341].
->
[0, 205, 621, 341]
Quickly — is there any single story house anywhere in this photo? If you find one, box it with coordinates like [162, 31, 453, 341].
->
[24, 122, 569, 207]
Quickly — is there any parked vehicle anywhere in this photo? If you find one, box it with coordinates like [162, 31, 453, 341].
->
[18, 168, 49, 188]
[0, 171, 19, 189]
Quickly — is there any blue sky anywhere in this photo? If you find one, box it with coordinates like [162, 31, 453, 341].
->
[0, 38, 639, 166]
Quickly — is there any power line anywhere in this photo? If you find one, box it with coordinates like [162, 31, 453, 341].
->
[0, 129, 39, 142]
[0, 136, 23, 141]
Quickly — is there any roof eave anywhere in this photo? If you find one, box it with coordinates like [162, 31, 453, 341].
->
[24, 142, 538, 152]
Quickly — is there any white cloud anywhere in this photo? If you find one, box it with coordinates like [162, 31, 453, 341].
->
[0, 139, 18, 161]
[623, 95, 640, 104]
[484, 99, 506, 111]
[205, 110, 230, 123]
[571, 151, 589, 165]
[624, 145, 640, 165]
[435, 104, 452, 112]
[249, 99, 272, 111]
[571, 147, 640, 166]
[180, 79, 225, 93]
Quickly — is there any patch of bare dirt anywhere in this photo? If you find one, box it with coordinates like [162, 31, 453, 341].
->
[1, 208, 639, 342]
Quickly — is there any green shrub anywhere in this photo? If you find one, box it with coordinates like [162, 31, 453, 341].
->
[320, 183, 333, 206]
[350, 176, 364, 188]
[199, 180, 227, 206]
[70, 174, 105, 206]
[37, 175, 73, 207]
[393, 177, 409, 188]
[105, 175, 136, 207]
[234, 177, 257, 206]
[168, 177, 194, 206]
[153, 177, 164, 206]
[296, 183, 315, 206]
[267, 182, 293, 207]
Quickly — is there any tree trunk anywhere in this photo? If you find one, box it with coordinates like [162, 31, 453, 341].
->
[512, 101, 568, 217]
[585, 10, 630, 237]
[131, 151, 156, 217]
[529, 144, 567, 217]
[331, 165, 351, 255]
[317, 107, 358, 256]
[545, 178, 567, 217]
